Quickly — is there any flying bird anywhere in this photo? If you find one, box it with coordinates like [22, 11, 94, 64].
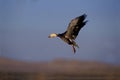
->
[48, 14, 87, 53]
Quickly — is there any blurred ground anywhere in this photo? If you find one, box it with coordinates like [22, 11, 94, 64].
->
[0, 57, 120, 80]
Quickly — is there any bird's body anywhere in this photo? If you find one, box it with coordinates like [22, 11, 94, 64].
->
[48, 14, 87, 53]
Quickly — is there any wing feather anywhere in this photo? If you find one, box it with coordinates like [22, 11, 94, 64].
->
[65, 14, 87, 40]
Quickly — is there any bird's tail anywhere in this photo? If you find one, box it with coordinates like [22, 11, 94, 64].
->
[75, 43, 79, 48]
[72, 41, 79, 54]
[73, 41, 79, 48]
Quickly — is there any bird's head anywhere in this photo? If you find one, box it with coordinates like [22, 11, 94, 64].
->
[48, 33, 57, 38]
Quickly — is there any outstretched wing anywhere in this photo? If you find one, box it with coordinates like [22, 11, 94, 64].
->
[65, 14, 87, 40]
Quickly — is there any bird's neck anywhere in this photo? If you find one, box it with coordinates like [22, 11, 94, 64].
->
[57, 31, 66, 37]
[57, 33, 64, 38]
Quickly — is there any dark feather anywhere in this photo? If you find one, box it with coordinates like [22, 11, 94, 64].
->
[65, 14, 87, 40]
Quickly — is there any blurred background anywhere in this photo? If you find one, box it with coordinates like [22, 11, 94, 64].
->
[0, 0, 120, 80]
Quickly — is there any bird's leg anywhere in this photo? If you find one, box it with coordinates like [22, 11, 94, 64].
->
[72, 45, 76, 54]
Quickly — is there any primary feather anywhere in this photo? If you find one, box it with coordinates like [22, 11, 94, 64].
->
[65, 14, 87, 40]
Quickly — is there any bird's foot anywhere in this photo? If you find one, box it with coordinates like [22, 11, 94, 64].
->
[72, 46, 76, 54]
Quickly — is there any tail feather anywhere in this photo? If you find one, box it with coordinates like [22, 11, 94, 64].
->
[75, 43, 79, 48]
[72, 41, 79, 48]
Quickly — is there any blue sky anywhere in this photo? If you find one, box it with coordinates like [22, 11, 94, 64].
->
[0, 0, 120, 64]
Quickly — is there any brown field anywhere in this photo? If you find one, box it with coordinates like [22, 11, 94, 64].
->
[0, 57, 120, 80]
